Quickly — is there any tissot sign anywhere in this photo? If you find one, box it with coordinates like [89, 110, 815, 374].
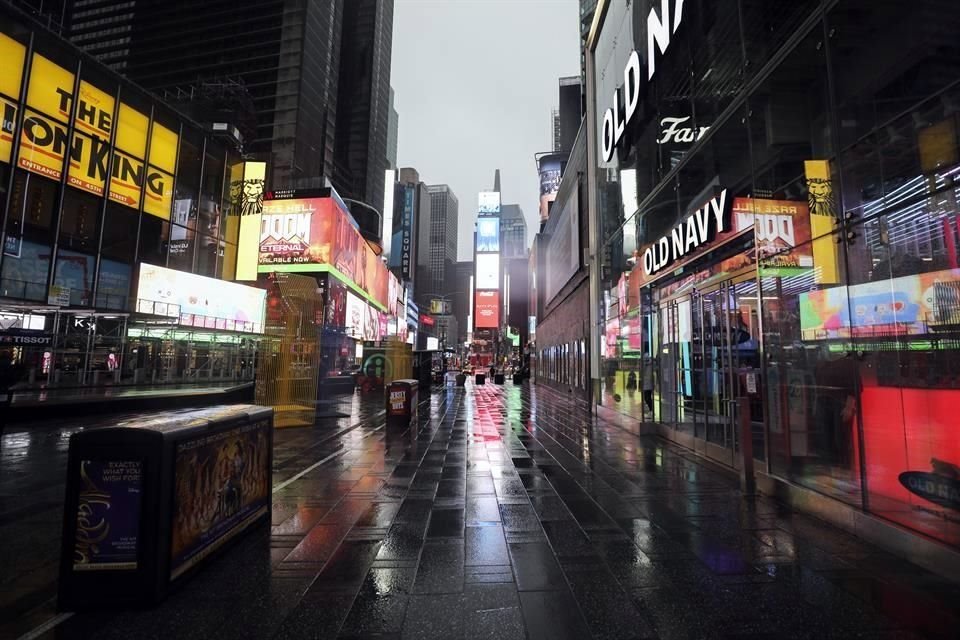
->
[642, 189, 729, 276]
[600, 0, 687, 162]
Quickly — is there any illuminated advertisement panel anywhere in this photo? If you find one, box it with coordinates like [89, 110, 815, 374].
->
[478, 191, 501, 214]
[476, 217, 500, 253]
[345, 291, 366, 338]
[258, 195, 389, 308]
[3, 41, 179, 214]
[537, 153, 566, 223]
[475, 253, 500, 290]
[799, 268, 960, 339]
[733, 197, 812, 276]
[474, 290, 499, 328]
[135, 263, 266, 333]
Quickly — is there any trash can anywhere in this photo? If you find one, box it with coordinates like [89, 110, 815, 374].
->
[512, 373, 523, 384]
[475, 373, 486, 385]
[494, 373, 505, 385]
[386, 379, 419, 427]
[58, 404, 274, 610]
[456, 373, 466, 387]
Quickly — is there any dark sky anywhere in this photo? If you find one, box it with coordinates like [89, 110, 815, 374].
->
[392, 0, 580, 260]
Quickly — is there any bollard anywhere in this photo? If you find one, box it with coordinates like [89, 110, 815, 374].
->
[738, 396, 756, 498]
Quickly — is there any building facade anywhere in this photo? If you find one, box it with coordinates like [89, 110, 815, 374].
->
[1, 5, 266, 389]
[587, 0, 960, 565]
[534, 124, 589, 398]
[46, 0, 393, 217]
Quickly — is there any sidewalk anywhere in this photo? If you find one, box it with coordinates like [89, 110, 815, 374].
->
[2, 382, 958, 639]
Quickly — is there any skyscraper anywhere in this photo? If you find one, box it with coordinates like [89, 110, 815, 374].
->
[499, 204, 527, 260]
[54, 0, 393, 215]
[387, 87, 399, 170]
[423, 185, 459, 348]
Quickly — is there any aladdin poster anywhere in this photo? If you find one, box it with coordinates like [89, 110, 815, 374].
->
[170, 420, 270, 579]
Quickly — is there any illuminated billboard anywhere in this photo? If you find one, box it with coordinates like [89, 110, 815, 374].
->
[258, 195, 389, 309]
[537, 153, 566, 223]
[799, 268, 960, 340]
[0, 35, 178, 218]
[475, 290, 499, 328]
[476, 253, 500, 290]
[478, 191, 501, 214]
[476, 217, 500, 253]
[345, 291, 366, 338]
[135, 264, 265, 333]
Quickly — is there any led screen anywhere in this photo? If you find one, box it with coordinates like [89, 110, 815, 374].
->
[476, 217, 500, 253]
[799, 268, 960, 339]
[475, 253, 500, 290]
[478, 191, 500, 214]
[258, 196, 388, 308]
[136, 263, 265, 333]
[474, 290, 499, 328]
[345, 292, 366, 338]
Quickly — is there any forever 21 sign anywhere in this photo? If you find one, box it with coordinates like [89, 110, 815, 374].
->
[600, 0, 686, 162]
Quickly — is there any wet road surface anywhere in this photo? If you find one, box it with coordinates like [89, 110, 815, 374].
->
[3, 382, 959, 639]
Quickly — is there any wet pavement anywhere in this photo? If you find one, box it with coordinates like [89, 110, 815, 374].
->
[2, 382, 959, 639]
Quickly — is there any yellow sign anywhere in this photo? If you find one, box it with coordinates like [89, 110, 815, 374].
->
[116, 103, 148, 158]
[67, 132, 107, 196]
[143, 168, 174, 220]
[18, 109, 68, 179]
[235, 161, 266, 281]
[1, 96, 16, 164]
[804, 159, 840, 285]
[0, 33, 25, 101]
[149, 122, 178, 173]
[108, 150, 144, 209]
[75, 80, 114, 140]
[4, 31, 181, 217]
[26, 53, 74, 123]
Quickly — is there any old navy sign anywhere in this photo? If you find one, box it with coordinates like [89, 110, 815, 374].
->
[642, 189, 729, 277]
[601, 0, 686, 162]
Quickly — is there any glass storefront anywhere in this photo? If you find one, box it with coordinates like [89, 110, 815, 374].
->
[591, 0, 960, 548]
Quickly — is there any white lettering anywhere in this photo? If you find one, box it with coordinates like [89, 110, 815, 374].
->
[623, 50, 641, 126]
[647, 0, 672, 81]
[710, 189, 728, 233]
[658, 116, 710, 145]
[602, 109, 615, 162]
[641, 188, 730, 277]
[600, 0, 687, 160]
[671, 226, 684, 259]
[685, 215, 698, 252]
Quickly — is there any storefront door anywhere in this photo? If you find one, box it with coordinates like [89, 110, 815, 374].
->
[660, 275, 764, 464]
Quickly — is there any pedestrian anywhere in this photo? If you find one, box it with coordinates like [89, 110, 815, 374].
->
[642, 354, 655, 413]
[0, 349, 26, 443]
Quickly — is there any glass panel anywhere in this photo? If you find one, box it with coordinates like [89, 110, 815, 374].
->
[100, 203, 138, 262]
[53, 248, 94, 306]
[58, 188, 100, 253]
[2, 171, 55, 300]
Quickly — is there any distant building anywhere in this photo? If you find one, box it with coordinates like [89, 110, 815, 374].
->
[454, 261, 474, 344]
[423, 185, 459, 348]
[500, 204, 528, 260]
[557, 76, 582, 153]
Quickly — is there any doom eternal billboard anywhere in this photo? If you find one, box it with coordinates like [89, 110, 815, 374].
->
[258, 194, 389, 309]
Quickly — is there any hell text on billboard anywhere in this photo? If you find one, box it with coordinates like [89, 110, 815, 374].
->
[475, 290, 500, 329]
[259, 196, 389, 308]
